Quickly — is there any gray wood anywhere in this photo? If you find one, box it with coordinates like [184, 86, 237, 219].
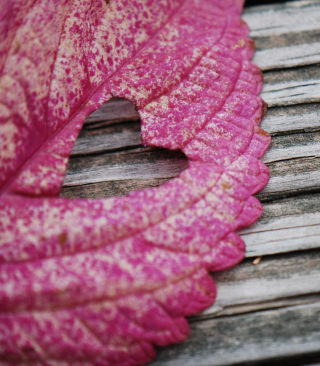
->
[203, 249, 320, 316]
[63, 147, 188, 186]
[60, 177, 171, 199]
[263, 131, 320, 163]
[83, 97, 139, 127]
[261, 65, 320, 107]
[253, 41, 320, 70]
[241, 193, 320, 256]
[201, 294, 320, 319]
[62, 156, 320, 202]
[71, 123, 141, 156]
[243, 209, 320, 256]
[254, 29, 320, 52]
[151, 302, 320, 366]
[260, 162, 320, 198]
[243, 0, 320, 38]
[260, 154, 320, 200]
[261, 104, 320, 135]
[240, 193, 320, 257]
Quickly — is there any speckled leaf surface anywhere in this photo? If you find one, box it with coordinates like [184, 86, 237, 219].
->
[0, 0, 270, 365]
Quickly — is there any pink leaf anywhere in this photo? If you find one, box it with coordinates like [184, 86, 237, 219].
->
[0, 0, 270, 365]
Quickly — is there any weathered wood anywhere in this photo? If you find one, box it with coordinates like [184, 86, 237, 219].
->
[263, 131, 320, 163]
[254, 29, 320, 52]
[63, 157, 320, 200]
[253, 41, 320, 71]
[61, 178, 171, 199]
[261, 104, 320, 135]
[71, 121, 141, 156]
[204, 249, 320, 316]
[63, 147, 188, 186]
[243, 0, 320, 38]
[83, 97, 139, 127]
[64, 156, 320, 207]
[261, 160, 320, 199]
[201, 294, 320, 319]
[244, 210, 320, 257]
[241, 193, 320, 256]
[261, 65, 320, 107]
[151, 302, 320, 366]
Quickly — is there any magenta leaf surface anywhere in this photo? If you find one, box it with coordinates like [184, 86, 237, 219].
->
[0, 0, 270, 365]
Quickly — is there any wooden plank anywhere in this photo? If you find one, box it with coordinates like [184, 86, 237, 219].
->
[244, 210, 320, 256]
[251, 19, 320, 70]
[63, 156, 320, 200]
[254, 28, 320, 52]
[261, 65, 320, 107]
[260, 154, 320, 200]
[201, 294, 320, 319]
[63, 147, 188, 186]
[71, 103, 320, 158]
[62, 163, 320, 201]
[263, 131, 320, 163]
[243, 0, 320, 38]
[253, 41, 320, 71]
[61, 178, 171, 199]
[150, 302, 320, 366]
[262, 78, 320, 107]
[241, 193, 320, 257]
[261, 104, 320, 135]
[83, 97, 139, 127]
[71, 122, 141, 156]
[203, 249, 320, 316]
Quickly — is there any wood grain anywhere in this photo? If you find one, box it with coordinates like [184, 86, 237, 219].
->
[205, 248, 320, 316]
[253, 41, 320, 71]
[263, 130, 320, 163]
[83, 97, 139, 127]
[61, 178, 172, 199]
[239, 193, 320, 256]
[151, 302, 320, 366]
[71, 121, 141, 156]
[261, 65, 320, 107]
[243, 0, 320, 38]
[261, 104, 320, 135]
[63, 147, 188, 186]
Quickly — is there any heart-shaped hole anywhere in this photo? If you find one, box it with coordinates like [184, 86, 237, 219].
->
[61, 98, 188, 199]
